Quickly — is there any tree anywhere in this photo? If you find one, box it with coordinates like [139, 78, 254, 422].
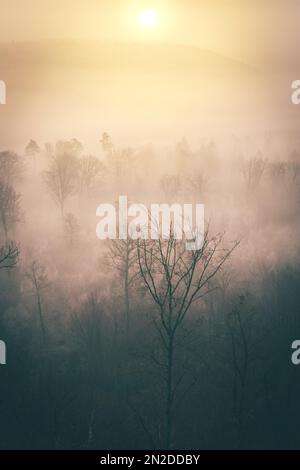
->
[243, 153, 267, 194]
[78, 155, 105, 196]
[25, 260, 50, 344]
[100, 132, 114, 153]
[188, 172, 209, 199]
[44, 153, 79, 217]
[0, 181, 21, 241]
[175, 137, 192, 173]
[44, 142, 54, 159]
[160, 175, 181, 201]
[0, 151, 23, 184]
[0, 241, 19, 269]
[71, 293, 107, 448]
[108, 147, 136, 190]
[25, 140, 41, 158]
[108, 238, 139, 335]
[226, 293, 261, 449]
[64, 213, 79, 247]
[136, 227, 239, 448]
[56, 139, 83, 157]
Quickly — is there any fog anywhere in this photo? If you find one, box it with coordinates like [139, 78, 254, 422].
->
[0, 40, 299, 150]
[0, 31, 300, 450]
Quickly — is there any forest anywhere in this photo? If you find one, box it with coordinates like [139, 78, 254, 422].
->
[0, 133, 300, 450]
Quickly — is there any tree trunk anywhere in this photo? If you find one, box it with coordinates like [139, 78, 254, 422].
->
[1, 213, 7, 242]
[165, 335, 174, 449]
[124, 248, 130, 336]
[37, 290, 47, 344]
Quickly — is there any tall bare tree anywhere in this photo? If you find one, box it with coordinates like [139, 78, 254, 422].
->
[72, 293, 105, 448]
[25, 140, 41, 159]
[137, 227, 239, 448]
[0, 181, 21, 241]
[108, 238, 139, 335]
[0, 151, 23, 184]
[78, 155, 105, 196]
[44, 153, 79, 217]
[64, 213, 79, 248]
[243, 153, 267, 194]
[26, 260, 50, 344]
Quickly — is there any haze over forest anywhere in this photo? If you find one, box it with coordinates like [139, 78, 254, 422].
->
[0, 39, 299, 152]
[0, 0, 300, 451]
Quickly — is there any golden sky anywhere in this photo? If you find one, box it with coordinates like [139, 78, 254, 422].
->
[1, 0, 299, 60]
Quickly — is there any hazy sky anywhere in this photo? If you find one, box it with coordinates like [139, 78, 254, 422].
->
[1, 0, 299, 60]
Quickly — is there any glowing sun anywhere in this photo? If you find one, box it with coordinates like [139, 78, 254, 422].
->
[139, 10, 158, 29]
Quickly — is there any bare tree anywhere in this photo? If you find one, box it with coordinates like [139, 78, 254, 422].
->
[26, 260, 50, 344]
[269, 161, 286, 184]
[25, 140, 41, 159]
[0, 241, 19, 269]
[175, 137, 191, 172]
[0, 151, 23, 184]
[78, 155, 105, 196]
[44, 142, 54, 159]
[108, 147, 136, 190]
[243, 153, 267, 194]
[187, 172, 209, 198]
[72, 293, 105, 448]
[160, 175, 181, 201]
[44, 153, 79, 217]
[100, 132, 114, 153]
[64, 213, 79, 247]
[226, 294, 255, 448]
[286, 159, 300, 188]
[108, 238, 139, 335]
[0, 181, 21, 241]
[137, 226, 239, 449]
[55, 139, 83, 158]
[100, 133, 137, 190]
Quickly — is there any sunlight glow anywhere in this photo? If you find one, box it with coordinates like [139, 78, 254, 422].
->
[139, 10, 158, 29]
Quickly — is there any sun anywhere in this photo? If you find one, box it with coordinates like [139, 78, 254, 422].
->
[139, 10, 158, 29]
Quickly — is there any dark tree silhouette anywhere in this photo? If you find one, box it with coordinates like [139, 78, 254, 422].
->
[0, 151, 23, 184]
[78, 155, 105, 196]
[64, 213, 79, 247]
[137, 226, 239, 448]
[108, 238, 139, 335]
[25, 260, 50, 344]
[25, 140, 41, 158]
[0, 181, 21, 241]
[44, 153, 79, 217]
